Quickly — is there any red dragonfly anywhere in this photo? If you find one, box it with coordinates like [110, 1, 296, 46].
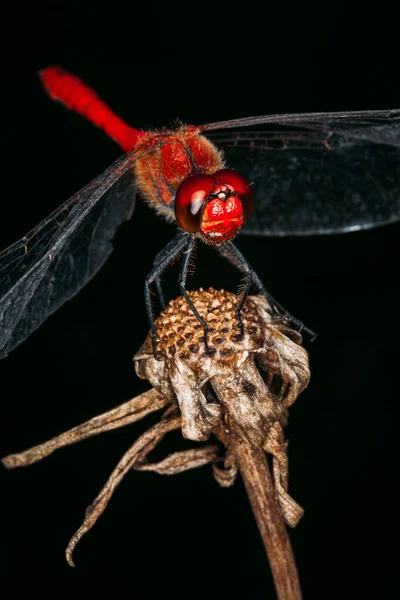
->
[0, 66, 399, 359]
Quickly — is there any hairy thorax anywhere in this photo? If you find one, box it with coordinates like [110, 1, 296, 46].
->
[133, 125, 225, 222]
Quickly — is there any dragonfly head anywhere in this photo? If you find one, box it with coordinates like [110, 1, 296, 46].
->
[174, 170, 253, 244]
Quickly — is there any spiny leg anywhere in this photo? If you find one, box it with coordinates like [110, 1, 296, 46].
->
[213, 242, 254, 340]
[145, 233, 189, 357]
[154, 279, 165, 310]
[151, 232, 188, 310]
[178, 235, 213, 354]
[216, 241, 317, 340]
[218, 241, 297, 327]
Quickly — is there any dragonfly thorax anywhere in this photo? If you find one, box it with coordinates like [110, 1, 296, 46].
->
[133, 125, 225, 225]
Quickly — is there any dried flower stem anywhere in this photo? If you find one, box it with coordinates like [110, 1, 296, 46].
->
[218, 426, 302, 600]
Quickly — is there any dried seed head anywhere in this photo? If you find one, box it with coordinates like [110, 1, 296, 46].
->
[151, 287, 265, 361]
[134, 288, 310, 446]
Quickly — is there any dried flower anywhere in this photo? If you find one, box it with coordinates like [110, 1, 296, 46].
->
[2, 288, 310, 600]
[135, 288, 310, 527]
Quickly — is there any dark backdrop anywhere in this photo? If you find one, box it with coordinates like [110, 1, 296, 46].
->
[1, 2, 399, 599]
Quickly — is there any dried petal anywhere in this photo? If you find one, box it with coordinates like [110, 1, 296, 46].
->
[134, 446, 220, 475]
[2, 389, 168, 469]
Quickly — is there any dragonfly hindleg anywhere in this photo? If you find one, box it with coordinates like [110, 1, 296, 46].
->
[216, 241, 317, 340]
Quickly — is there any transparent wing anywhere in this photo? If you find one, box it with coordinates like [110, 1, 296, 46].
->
[0, 147, 147, 359]
[201, 108, 400, 135]
[204, 109, 400, 235]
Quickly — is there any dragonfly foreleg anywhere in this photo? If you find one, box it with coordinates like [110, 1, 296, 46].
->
[178, 235, 214, 355]
[145, 233, 189, 358]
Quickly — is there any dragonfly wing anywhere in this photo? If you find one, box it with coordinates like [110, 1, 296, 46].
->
[205, 111, 400, 236]
[0, 149, 143, 359]
[201, 108, 400, 134]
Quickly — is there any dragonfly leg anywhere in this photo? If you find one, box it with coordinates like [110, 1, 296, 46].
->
[178, 235, 214, 355]
[145, 233, 189, 358]
[216, 242, 317, 340]
[151, 233, 188, 310]
[213, 242, 255, 340]
[154, 279, 165, 310]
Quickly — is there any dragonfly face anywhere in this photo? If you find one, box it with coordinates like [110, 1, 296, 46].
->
[174, 170, 253, 244]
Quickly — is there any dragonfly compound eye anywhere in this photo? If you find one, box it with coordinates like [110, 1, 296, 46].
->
[174, 174, 215, 232]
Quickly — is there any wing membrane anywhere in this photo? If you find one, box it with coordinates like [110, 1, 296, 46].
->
[201, 108, 400, 134]
[0, 148, 146, 358]
[205, 111, 400, 235]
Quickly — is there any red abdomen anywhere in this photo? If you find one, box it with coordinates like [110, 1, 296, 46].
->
[40, 66, 145, 152]
[39, 66, 225, 221]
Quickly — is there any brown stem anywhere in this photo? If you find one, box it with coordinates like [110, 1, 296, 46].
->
[227, 429, 303, 600]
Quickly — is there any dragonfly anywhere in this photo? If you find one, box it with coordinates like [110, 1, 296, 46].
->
[0, 66, 399, 360]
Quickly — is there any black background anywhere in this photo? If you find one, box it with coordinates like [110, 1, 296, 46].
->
[1, 2, 399, 599]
